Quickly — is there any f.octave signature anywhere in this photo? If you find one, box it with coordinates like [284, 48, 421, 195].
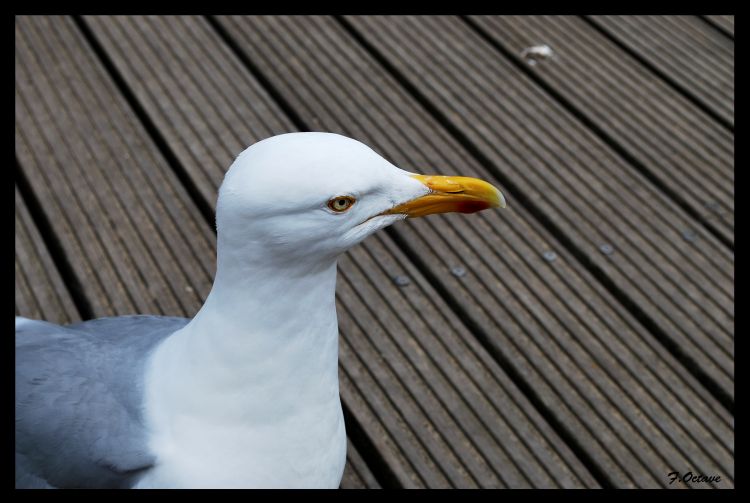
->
[667, 471, 721, 485]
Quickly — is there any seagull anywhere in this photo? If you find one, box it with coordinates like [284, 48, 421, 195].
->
[15, 132, 505, 489]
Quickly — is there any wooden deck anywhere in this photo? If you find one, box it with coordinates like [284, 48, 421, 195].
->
[15, 15, 734, 488]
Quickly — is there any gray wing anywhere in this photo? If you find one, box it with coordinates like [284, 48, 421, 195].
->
[15, 315, 190, 488]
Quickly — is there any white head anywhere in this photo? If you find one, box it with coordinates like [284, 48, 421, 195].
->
[216, 132, 504, 272]
[141, 134, 505, 488]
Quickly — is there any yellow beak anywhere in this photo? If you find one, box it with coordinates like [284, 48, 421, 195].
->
[384, 174, 506, 218]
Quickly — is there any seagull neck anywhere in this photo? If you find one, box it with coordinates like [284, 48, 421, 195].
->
[197, 259, 338, 336]
[164, 241, 341, 401]
[189, 243, 339, 343]
[144, 247, 343, 446]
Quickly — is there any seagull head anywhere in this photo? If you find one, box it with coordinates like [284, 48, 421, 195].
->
[216, 132, 505, 269]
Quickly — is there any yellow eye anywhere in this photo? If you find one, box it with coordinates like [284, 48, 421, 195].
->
[328, 196, 355, 212]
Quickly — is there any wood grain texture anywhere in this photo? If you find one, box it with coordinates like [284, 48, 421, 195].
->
[470, 15, 734, 244]
[343, 15, 734, 403]
[15, 186, 80, 324]
[588, 16, 734, 127]
[16, 16, 217, 319]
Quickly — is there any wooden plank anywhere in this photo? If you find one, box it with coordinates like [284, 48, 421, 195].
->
[15, 186, 80, 324]
[704, 15, 734, 37]
[14, 15, 373, 489]
[340, 15, 734, 400]
[588, 16, 733, 127]
[211, 16, 733, 487]
[16, 16, 217, 319]
[470, 15, 733, 245]
[82, 14, 601, 489]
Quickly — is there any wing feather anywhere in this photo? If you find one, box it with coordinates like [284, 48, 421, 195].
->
[15, 316, 189, 488]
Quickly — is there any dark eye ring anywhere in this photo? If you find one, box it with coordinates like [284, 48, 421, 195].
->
[327, 196, 356, 212]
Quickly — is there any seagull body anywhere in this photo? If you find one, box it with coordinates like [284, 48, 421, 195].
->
[15, 132, 504, 488]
